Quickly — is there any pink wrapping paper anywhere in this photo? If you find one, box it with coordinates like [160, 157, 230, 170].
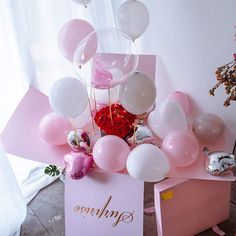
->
[1, 86, 235, 181]
[1, 87, 70, 166]
[0, 54, 235, 181]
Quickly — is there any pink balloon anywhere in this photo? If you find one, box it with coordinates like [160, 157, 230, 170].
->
[64, 151, 94, 180]
[57, 19, 95, 62]
[168, 91, 191, 116]
[39, 112, 72, 145]
[161, 131, 199, 167]
[93, 135, 130, 172]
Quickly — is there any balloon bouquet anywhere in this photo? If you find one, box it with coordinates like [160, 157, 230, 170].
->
[39, 0, 236, 183]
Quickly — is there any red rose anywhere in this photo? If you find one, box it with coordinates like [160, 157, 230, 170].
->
[94, 104, 136, 138]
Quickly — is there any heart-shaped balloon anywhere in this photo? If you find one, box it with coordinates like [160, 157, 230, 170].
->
[67, 129, 91, 152]
[64, 151, 94, 180]
[148, 100, 187, 140]
[127, 123, 158, 149]
[203, 147, 236, 176]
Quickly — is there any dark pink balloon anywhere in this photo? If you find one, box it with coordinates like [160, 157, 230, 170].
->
[57, 19, 95, 62]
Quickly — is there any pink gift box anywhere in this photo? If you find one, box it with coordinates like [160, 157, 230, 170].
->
[154, 178, 231, 236]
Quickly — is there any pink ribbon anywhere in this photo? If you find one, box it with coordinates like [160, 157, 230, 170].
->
[211, 225, 226, 236]
[144, 206, 155, 216]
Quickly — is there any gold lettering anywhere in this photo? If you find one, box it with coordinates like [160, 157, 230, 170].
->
[80, 207, 91, 214]
[112, 211, 134, 227]
[98, 196, 112, 219]
[108, 210, 119, 218]
[90, 208, 100, 216]
[73, 196, 134, 227]
[74, 206, 80, 212]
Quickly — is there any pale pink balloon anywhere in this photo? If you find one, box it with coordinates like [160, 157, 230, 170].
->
[168, 91, 191, 116]
[93, 135, 130, 172]
[39, 113, 72, 145]
[57, 19, 95, 62]
[161, 131, 199, 167]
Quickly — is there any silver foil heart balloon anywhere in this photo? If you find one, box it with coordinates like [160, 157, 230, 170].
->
[67, 129, 91, 153]
[203, 147, 236, 176]
[127, 123, 158, 149]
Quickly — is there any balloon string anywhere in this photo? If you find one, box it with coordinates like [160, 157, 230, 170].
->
[233, 140, 236, 154]
[133, 123, 136, 144]
[93, 89, 97, 112]
[72, 119, 79, 146]
[108, 88, 114, 126]
[88, 97, 96, 135]
[89, 87, 95, 134]
[78, 66, 95, 133]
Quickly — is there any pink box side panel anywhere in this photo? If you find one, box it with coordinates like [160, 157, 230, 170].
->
[155, 178, 231, 236]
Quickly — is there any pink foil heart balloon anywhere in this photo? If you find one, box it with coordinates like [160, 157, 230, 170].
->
[64, 151, 94, 180]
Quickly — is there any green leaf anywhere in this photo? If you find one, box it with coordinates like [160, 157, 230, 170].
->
[44, 165, 60, 177]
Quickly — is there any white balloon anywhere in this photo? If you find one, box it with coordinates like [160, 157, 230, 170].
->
[72, 0, 92, 6]
[49, 77, 88, 119]
[126, 144, 169, 182]
[118, 72, 156, 115]
[148, 100, 187, 140]
[118, 0, 149, 40]
[74, 104, 90, 128]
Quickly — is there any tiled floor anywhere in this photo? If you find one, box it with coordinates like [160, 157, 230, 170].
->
[20, 179, 65, 236]
[20, 179, 236, 236]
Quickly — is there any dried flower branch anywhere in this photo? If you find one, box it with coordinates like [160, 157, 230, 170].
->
[209, 54, 236, 106]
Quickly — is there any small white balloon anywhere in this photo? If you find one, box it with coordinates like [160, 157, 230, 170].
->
[49, 77, 88, 119]
[118, 72, 156, 115]
[127, 144, 170, 182]
[72, 0, 92, 7]
[118, 0, 149, 40]
[148, 100, 187, 140]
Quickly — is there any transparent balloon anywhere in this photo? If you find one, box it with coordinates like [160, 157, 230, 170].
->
[73, 28, 139, 89]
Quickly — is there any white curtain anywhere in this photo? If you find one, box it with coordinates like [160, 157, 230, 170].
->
[0, 0, 129, 235]
[0, 143, 26, 236]
[17, 0, 126, 94]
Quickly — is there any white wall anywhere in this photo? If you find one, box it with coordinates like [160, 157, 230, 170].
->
[137, 0, 236, 135]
